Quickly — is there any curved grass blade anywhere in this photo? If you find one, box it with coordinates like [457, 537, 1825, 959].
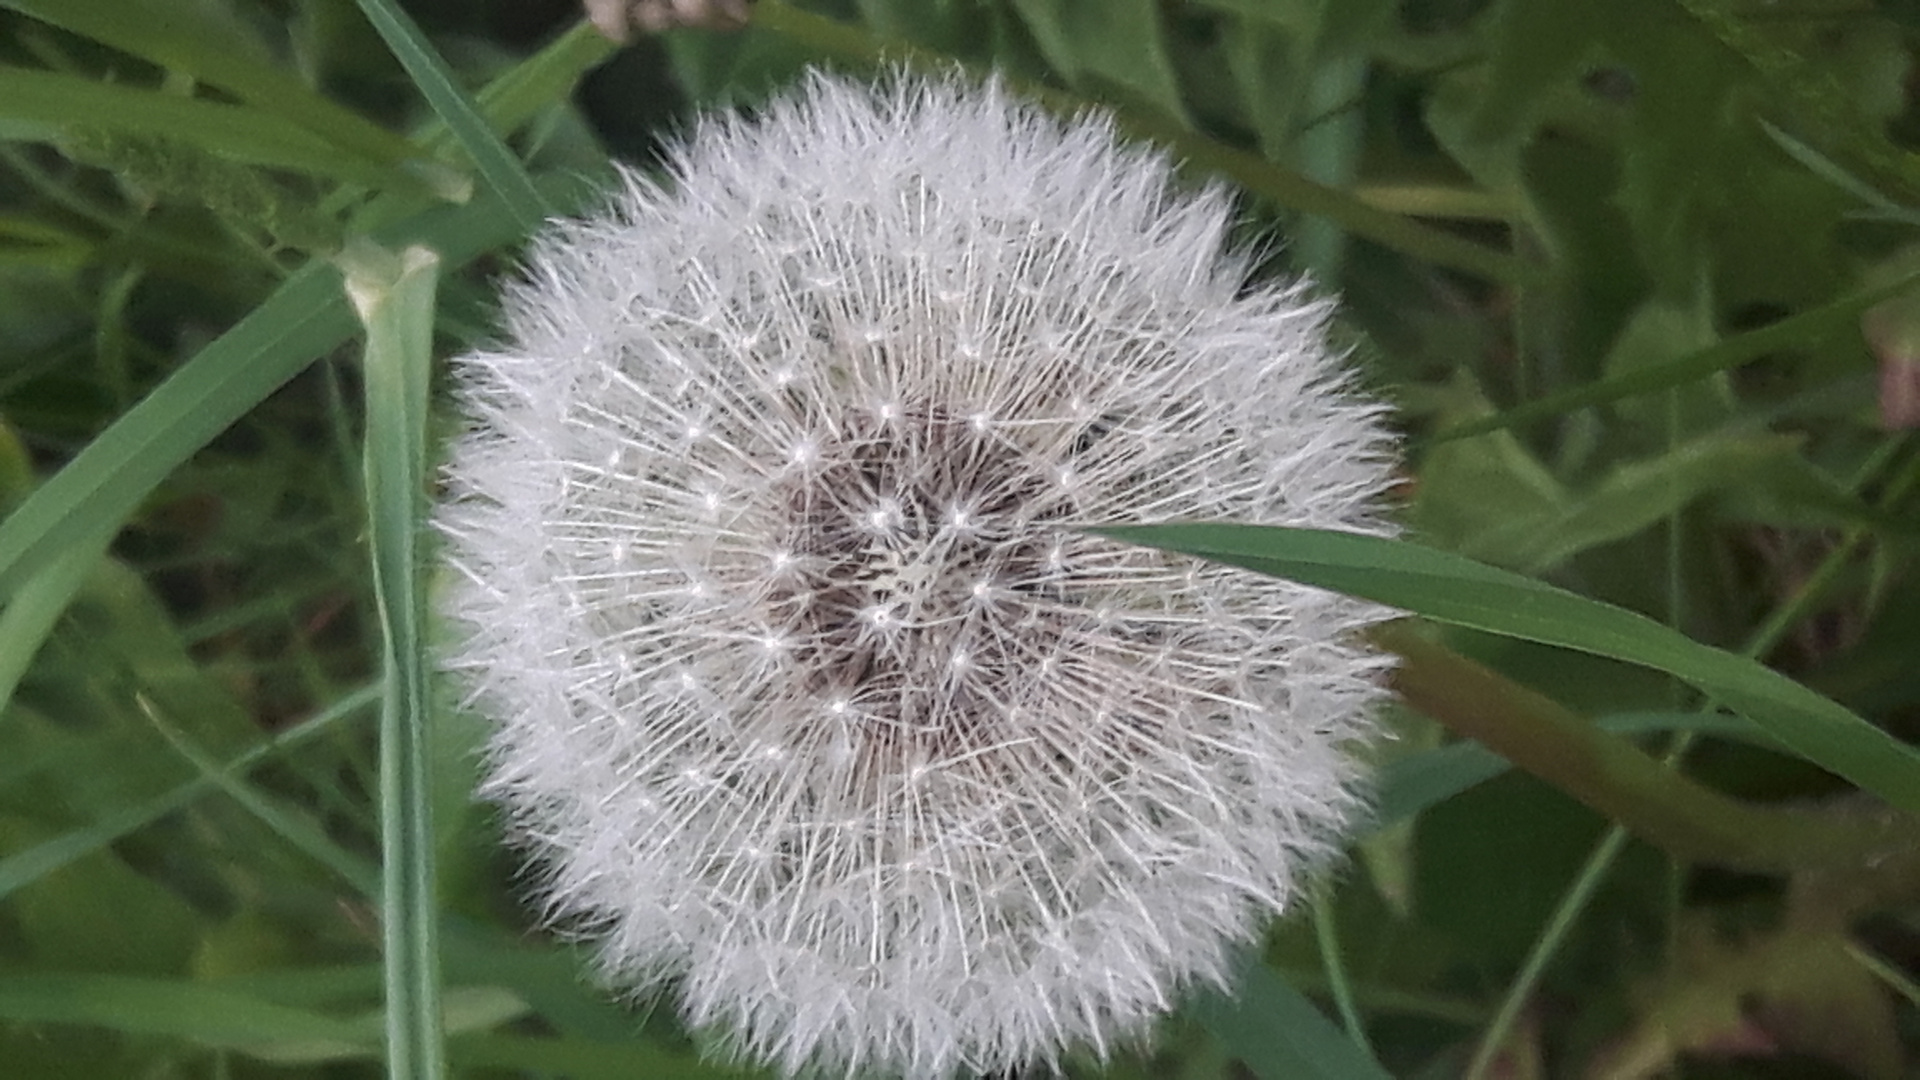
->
[351, 0, 552, 232]
[0, 259, 347, 601]
[0, 175, 592, 606]
[0, 968, 744, 1077]
[0, 0, 437, 182]
[1847, 942, 1920, 1009]
[415, 21, 619, 156]
[343, 241, 445, 1080]
[0, 685, 376, 900]
[451, 1033, 764, 1079]
[0, 527, 110, 715]
[0, 974, 368, 1056]
[0, 65, 422, 190]
[1432, 267, 1920, 443]
[1762, 121, 1920, 226]
[1094, 523, 1920, 815]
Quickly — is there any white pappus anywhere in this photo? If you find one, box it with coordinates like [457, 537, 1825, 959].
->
[436, 68, 1400, 1080]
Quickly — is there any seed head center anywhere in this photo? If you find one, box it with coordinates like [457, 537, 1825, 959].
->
[766, 403, 1067, 749]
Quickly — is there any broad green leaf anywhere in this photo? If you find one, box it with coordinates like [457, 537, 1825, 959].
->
[437, 933, 638, 1041]
[1219, 0, 1385, 276]
[849, 0, 996, 55]
[138, 723, 656, 1047]
[0, 554, 262, 830]
[146, 698, 382, 900]
[1194, 955, 1391, 1080]
[1007, 0, 1191, 123]
[1516, 431, 1802, 573]
[0, 972, 740, 1074]
[209, 965, 385, 1008]
[1601, 5, 1752, 292]
[1423, 0, 1603, 192]
[1094, 524, 1920, 815]
[1411, 376, 1568, 567]
[252, 986, 526, 1064]
[1671, 0, 1920, 212]
[0, 818, 200, 975]
[1599, 923, 1901, 1080]
[1595, 297, 1728, 435]
[1713, 448, 1920, 540]
[114, 690, 643, 1046]
[1184, 0, 1292, 25]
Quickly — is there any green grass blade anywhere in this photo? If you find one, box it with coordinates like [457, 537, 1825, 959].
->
[416, 20, 619, 156]
[0, 970, 743, 1073]
[1431, 267, 1920, 443]
[0, 685, 377, 900]
[1762, 121, 1920, 226]
[0, 177, 587, 606]
[211, 965, 386, 1008]
[0, 974, 370, 1055]
[0, 65, 421, 190]
[0, 259, 349, 601]
[0, 970, 739, 1070]
[1095, 524, 1920, 815]
[137, 703, 651, 1047]
[1308, 884, 1377, 1065]
[343, 241, 445, 1080]
[1194, 955, 1393, 1080]
[0, 527, 110, 714]
[1464, 825, 1631, 1080]
[1846, 942, 1920, 1009]
[0, 0, 438, 180]
[0, 687, 372, 899]
[450, 1033, 763, 1078]
[143, 691, 383, 896]
[351, 0, 553, 232]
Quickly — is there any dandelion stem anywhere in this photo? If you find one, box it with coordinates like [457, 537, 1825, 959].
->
[1377, 621, 1918, 877]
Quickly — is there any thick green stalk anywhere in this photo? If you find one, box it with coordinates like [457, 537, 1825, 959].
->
[1378, 621, 1916, 876]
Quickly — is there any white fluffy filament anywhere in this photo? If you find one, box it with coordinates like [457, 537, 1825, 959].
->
[437, 69, 1400, 1080]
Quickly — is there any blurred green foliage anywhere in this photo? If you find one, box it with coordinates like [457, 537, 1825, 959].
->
[0, 0, 1916, 1077]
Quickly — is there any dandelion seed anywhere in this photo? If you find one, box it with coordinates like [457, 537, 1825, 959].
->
[437, 69, 1399, 1080]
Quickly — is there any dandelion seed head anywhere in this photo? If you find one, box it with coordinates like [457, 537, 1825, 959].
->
[438, 69, 1399, 1080]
